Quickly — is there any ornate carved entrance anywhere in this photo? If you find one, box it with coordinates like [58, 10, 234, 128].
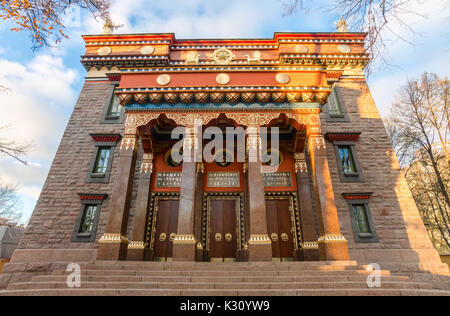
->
[265, 192, 301, 261]
[146, 193, 180, 262]
[203, 192, 245, 262]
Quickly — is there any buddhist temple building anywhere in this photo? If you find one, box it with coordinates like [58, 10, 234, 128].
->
[1, 30, 448, 296]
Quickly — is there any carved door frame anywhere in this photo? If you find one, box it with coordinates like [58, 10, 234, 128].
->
[202, 192, 245, 260]
[265, 192, 302, 253]
[145, 192, 180, 252]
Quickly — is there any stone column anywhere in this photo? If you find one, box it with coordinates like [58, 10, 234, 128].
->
[194, 162, 205, 261]
[127, 153, 154, 261]
[307, 126, 350, 261]
[246, 127, 272, 261]
[294, 152, 320, 261]
[97, 134, 138, 261]
[173, 127, 199, 261]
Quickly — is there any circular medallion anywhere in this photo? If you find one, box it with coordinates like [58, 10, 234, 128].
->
[97, 46, 112, 56]
[216, 73, 230, 85]
[337, 44, 351, 54]
[157, 74, 171, 86]
[165, 149, 183, 167]
[276, 73, 290, 84]
[140, 46, 155, 55]
[211, 47, 234, 65]
[295, 44, 309, 53]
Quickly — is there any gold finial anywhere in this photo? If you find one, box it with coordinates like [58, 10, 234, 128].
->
[102, 20, 122, 35]
[334, 18, 349, 32]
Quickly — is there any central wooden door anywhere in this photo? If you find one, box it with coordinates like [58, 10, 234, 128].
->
[209, 198, 238, 262]
[153, 199, 179, 262]
[266, 199, 295, 261]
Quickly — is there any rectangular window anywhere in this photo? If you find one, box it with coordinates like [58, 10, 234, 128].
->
[79, 205, 98, 234]
[346, 199, 378, 243]
[328, 89, 343, 116]
[338, 146, 357, 174]
[93, 147, 111, 174]
[107, 94, 122, 118]
[352, 204, 371, 234]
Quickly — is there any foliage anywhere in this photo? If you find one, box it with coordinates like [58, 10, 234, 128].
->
[0, 0, 111, 50]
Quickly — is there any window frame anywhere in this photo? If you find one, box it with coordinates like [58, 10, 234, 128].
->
[86, 135, 120, 183]
[332, 141, 364, 183]
[100, 84, 124, 124]
[325, 85, 350, 122]
[344, 195, 378, 243]
[72, 194, 107, 243]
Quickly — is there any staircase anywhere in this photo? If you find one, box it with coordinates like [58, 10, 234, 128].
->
[1, 261, 449, 296]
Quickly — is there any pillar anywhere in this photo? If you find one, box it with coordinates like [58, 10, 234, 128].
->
[246, 126, 272, 261]
[294, 152, 320, 261]
[194, 162, 205, 261]
[127, 153, 154, 261]
[97, 134, 138, 261]
[307, 126, 350, 261]
[173, 127, 199, 261]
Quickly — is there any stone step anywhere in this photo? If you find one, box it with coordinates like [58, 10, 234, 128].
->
[30, 275, 410, 284]
[1, 288, 449, 296]
[92, 260, 359, 267]
[7, 281, 433, 291]
[52, 269, 393, 277]
[84, 264, 367, 272]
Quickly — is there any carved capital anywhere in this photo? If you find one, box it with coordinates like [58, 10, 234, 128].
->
[294, 153, 308, 173]
[307, 135, 326, 152]
[120, 135, 138, 151]
[141, 153, 154, 174]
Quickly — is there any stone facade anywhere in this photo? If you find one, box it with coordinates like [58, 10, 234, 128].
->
[3, 33, 448, 290]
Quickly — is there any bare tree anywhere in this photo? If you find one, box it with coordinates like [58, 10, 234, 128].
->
[282, 0, 450, 74]
[0, 181, 22, 223]
[0, 0, 112, 50]
[385, 72, 450, 252]
[0, 126, 30, 165]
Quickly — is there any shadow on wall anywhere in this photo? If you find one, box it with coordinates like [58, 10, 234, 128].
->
[326, 82, 447, 276]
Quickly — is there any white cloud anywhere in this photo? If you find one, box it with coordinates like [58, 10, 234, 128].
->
[0, 54, 78, 222]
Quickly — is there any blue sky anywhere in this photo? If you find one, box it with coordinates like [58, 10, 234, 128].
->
[0, 0, 449, 224]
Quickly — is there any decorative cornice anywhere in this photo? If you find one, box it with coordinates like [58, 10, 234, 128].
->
[90, 133, 122, 143]
[325, 132, 361, 143]
[117, 90, 331, 106]
[342, 193, 373, 200]
[78, 193, 108, 201]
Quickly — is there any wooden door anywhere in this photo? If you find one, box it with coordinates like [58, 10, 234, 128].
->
[266, 199, 295, 261]
[153, 199, 179, 262]
[209, 199, 238, 262]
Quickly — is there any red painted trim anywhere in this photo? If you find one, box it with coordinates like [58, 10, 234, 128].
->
[90, 134, 122, 143]
[326, 133, 361, 143]
[342, 193, 373, 200]
[78, 194, 108, 201]
[83, 33, 367, 44]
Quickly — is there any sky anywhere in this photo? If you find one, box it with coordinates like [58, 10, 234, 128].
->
[0, 0, 449, 224]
